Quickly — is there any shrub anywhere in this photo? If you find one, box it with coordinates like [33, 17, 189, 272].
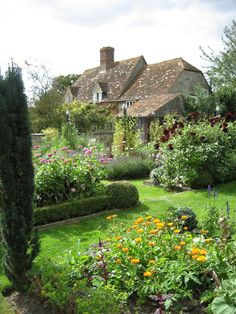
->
[33, 195, 111, 225]
[168, 207, 198, 231]
[107, 181, 139, 209]
[151, 117, 236, 189]
[106, 157, 154, 180]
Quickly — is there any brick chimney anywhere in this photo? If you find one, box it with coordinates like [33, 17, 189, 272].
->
[100, 46, 114, 71]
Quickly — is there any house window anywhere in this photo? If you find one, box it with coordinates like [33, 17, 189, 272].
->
[96, 93, 100, 102]
[125, 100, 134, 107]
[102, 92, 107, 100]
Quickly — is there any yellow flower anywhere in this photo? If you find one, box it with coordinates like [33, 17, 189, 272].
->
[148, 241, 155, 247]
[156, 222, 165, 229]
[143, 271, 152, 277]
[149, 260, 156, 264]
[135, 217, 144, 224]
[196, 255, 206, 262]
[200, 249, 207, 255]
[180, 241, 186, 246]
[174, 229, 180, 234]
[167, 222, 173, 226]
[106, 216, 112, 220]
[96, 255, 102, 260]
[127, 228, 131, 232]
[112, 215, 118, 218]
[131, 258, 140, 264]
[135, 237, 142, 243]
[174, 245, 182, 250]
[115, 258, 121, 264]
[181, 215, 188, 220]
[115, 236, 123, 240]
[117, 243, 123, 249]
[131, 225, 138, 229]
[191, 248, 201, 255]
[153, 219, 161, 223]
[192, 254, 198, 259]
[146, 215, 152, 220]
[183, 226, 188, 230]
[201, 229, 208, 235]
[122, 247, 129, 253]
[137, 228, 144, 233]
[149, 229, 158, 234]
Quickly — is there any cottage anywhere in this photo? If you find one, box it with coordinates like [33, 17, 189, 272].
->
[65, 47, 209, 140]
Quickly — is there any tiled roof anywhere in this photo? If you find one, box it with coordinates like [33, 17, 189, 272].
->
[71, 56, 146, 103]
[120, 58, 200, 101]
[126, 93, 182, 117]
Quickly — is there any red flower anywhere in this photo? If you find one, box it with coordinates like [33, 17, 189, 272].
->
[168, 143, 174, 150]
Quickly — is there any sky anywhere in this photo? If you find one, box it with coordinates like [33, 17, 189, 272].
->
[1, 0, 236, 93]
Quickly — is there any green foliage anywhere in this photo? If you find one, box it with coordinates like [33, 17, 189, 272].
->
[61, 122, 78, 149]
[183, 87, 215, 115]
[106, 157, 154, 180]
[215, 84, 236, 115]
[211, 273, 236, 314]
[201, 20, 236, 89]
[107, 181, 139, 209]
[112, 110, 141, 157]
[34, 195, 111, 225]
[33, 150, 106, 207]
[0, 63, 40, 289]
[168, 207, 198, 231]
[149, 119, 162, 142]
[58, 101, 115, 133]
[151, 117, 236, 189]
[52, 74, 80, 95]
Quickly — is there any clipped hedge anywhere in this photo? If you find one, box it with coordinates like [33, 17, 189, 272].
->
[34, 195, 111, 225]
[107, 181, 139, 209]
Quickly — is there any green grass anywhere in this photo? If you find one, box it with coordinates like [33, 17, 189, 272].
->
[1, 179, 236, 298]
[0, 294, 14, 314]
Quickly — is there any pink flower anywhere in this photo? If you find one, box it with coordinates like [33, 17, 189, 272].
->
[47, 153, 53, 157]
[33, 145, 40, 149]
[34, 153, 41, 157]
[61, 147, 68, 151]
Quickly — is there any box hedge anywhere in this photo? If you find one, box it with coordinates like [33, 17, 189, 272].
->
[107, 181, 139, 209]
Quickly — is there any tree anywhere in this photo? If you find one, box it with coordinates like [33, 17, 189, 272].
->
[201, 20, 236, 89]
[0, 63, 40, 290]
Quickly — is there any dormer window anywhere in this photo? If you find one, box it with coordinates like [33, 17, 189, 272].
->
[92, 82, 108, 103]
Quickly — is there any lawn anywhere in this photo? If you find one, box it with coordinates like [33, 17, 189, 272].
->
[0, 179, 236, 310]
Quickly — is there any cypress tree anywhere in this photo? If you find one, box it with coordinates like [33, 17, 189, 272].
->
[0, 63, 40, 290]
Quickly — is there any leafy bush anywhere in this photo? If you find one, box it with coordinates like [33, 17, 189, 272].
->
[33, 147, 106, 207]
[151, 117, 236, 189]
[106, 157, 154, 180]
[168, 207, 198, 231]
[33, 195, 111, 225]
[107, 181, 139, 209]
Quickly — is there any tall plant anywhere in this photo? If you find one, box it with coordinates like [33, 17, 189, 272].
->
[0, 63, 40, 290]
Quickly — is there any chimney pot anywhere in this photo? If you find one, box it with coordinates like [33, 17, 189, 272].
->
[100, 46, 114, 71]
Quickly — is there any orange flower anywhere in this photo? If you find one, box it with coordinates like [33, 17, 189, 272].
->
[191, 248, 201, 255]
[153, 219, 161, 223]
[137, 228, 144, 233]
[149, 260, 156, 264]
[196, 255, 206, 262]
[200, 249, 207, 255]
[131, 258, 140, 264]
[127, 228, 131, 232]
[115, 236, 123, 240]
[149, 229, 158, 235]
[148, 241, 155, 247]
[174, 245, 181, 250]
[192, 254, 198, 259]
[143, 271, 152, 277]
[179, 241, 186, 246]
[122, 247, 129, 253]
[131, 225, 138, 229]
[117, 243, 123, 249]
[174, 229, 180, 234]
[156, 222, 165, 229]
[115, 258, 121, 264]
[135, 217, 144, 224]
[106, 216, 112, 220]
[135, 237, 142, 243]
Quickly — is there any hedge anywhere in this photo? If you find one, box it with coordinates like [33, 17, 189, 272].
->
[34, 195, 111, 226]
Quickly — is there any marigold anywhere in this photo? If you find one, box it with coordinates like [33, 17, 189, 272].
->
[131, 225, 138, 229]
[137, 229, 144, 233]
[135, 218, 144, 224]
[135, 237, 142, 243]
[156, 222, 165, 229]
[148, 241, 155, 247]
[117, 243, 123, 248]
[122, 247, 129, 253]
[143, 271, 152, 277]
[149, 229, 158, 234]
[144, 221, 151, 226]
[149, 260, 156, 264]
[180, 241, 186, 245]
[115, 236, 123, 240]
[131, 258, 140, 264]
[174, 245, 181, 250]
[191, 248, 201, 255]
[200, 249, 207, 255]
[196, 255, 206, 262]
[153, 219, 161, 223]
[183, 226, 188, 230]
[127, 228, 131, 232]
[192, 254, 198, 259]
[146, 215, 152, 220]
[181, 215, 188, 220]
[115, 258, 121, 264]
[174, 229, 180, 234]
[167, 222, 173, 226]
